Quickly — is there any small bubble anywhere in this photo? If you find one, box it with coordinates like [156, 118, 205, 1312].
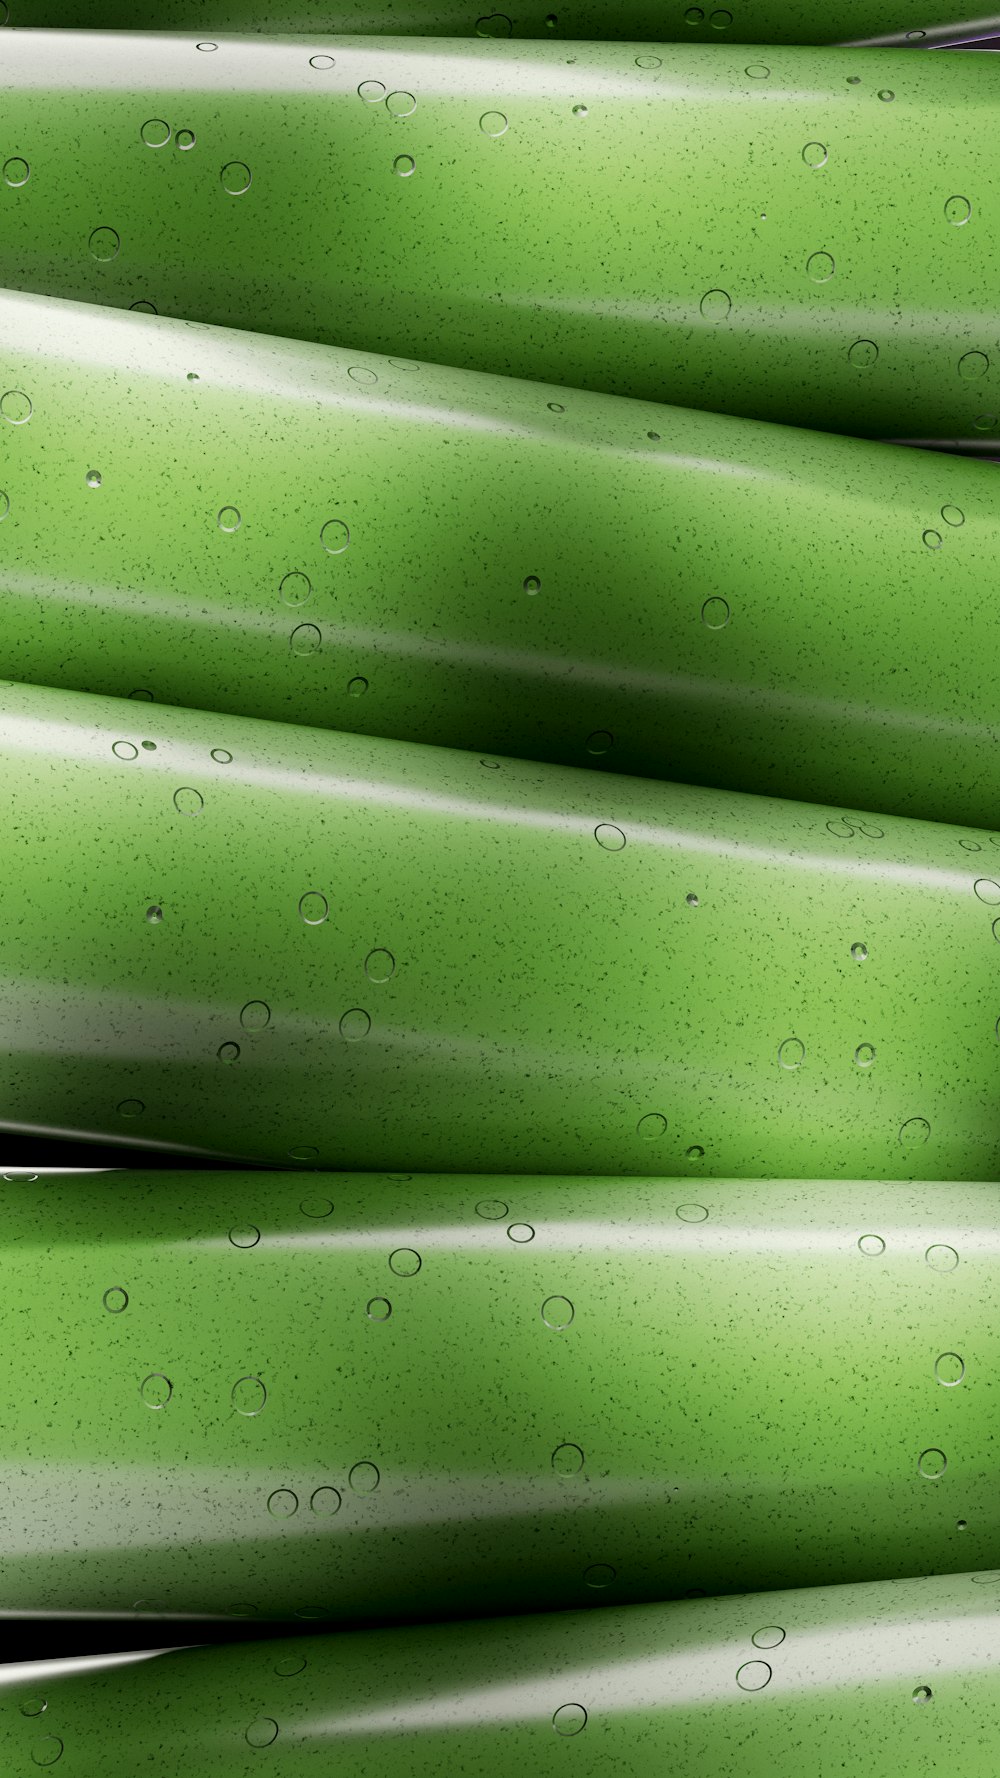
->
[89, 226, 120, 261]
[974, 878, 1000, 903]
[736, 1661, 771, 1691]
[1, 388, 32, 424]
[918, 1448, 946, 1479]
[347, 365, 378, 385]
[218, 1041, 240, 1063]
[29, 1737, 63, 1767]
[186, 371, 199, 381]
[389, 1248, 421, 1277]
[275, 1654, 307, 1677]
[311, 1486, 341, 1513]
[0, 491, 8, 519]
[594, 823, 626, 850]
[584, 1563, 615, 1586]
[347, 676, 368, 696]
[710, 6, 732, 22]
[176, 129, 196, 150]
[552, 1704, 587, 1735]
[140, 1372, 172, 1409]
[349, 1460, 380, 1492]
[507, 1222, 535, 1242]
[216, 506, 241, 532]
[309, 53, 335, 69]
[807, 251, 835, 282]
[232, 1375, 267, 1416]
[912, 1685, 932, 1703]
[279, 571, 312, 606]
[647, 430, 660, 440]
[636, 1112, 667, 1139]
[547, 401, 565, 413]
[923, 529, 942, 550]
[229, 1225, 260, 1249]
[291, 1144, 321, 1162]
[480, 759, 500, 768]
[140, 118, 171, 147]
[700, 288, 731, 321]
[300, 1197, 334, 1217]
[298, 890, 329, 925]
[339, 1007, 371, 1040]
[752, 1627, 785, 1649]
[393, 154, 416, 176]
[267, 1488, 298, 1517]
[973, 413, 997, 431]
[685, 6, 704, 19]
[85, 469, 102, 489]
[572, 104, 588, 117]
[117, 1098, 144, 1117]
[245, 1720, 278, 1749]
[854, 1042, 876, 1068]
[480, 111, 509, 136]
[20, 1700, 47, 1716]
[141, 740, 156, 750]
[221, 161, 252, 195]
[196, 40, 217, 49]
[745, 63, 769, 77]
[211, 748, 232, 764]
[173, 786, 204, 815]
[848, 338, 879, 369]
[802, 141, 828, 168]
[962, 839, 983, 851]
[941, 504, 965, 527]
[945, 194, 971, 226]
[847, 74, 861, 82]
[926, 1242, 958, 1271]
[935, 1351, 965, 1386]
[552, 1442, 585, 1474]
[103, 1286, 129, 1313]
[778, 1037, 805, 1069]
[685, 1144, 705, 1159]
[365, 948, 395, 982]
[899, 1117, 931, 1145]
[384, 90, 417, 118]
[367, 1297, 392, 1320]
[320, 518, 350, 553]
[541, 1296, 574, 1329]
[686, 893, 700, 907]
[240, 1001, 271, 1031]
[906, 27, 926, 36]
[112, 740, 138, 760]
[878, 88, 895, 101]
[358, 79, 386, 101]
[959, 351, 989, 379]
[635, 53, 661, 68]
[290, 624, 322, 656]
[2, 157, 29, 186]
[702, 596, 730, 628]
[957, 1519, 968, 1531]
[851, 942, 868, 961]
[476, 1198, 509, 1219]
[677, 1203, 709, 1222]
[858, 1233, 885, 1255]
[522, 574, 542, 595]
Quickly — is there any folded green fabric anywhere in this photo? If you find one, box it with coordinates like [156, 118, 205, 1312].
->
[0, 36, 995, 436]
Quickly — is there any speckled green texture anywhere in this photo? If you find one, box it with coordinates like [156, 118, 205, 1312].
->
[3, 291, 1000, 824]
[5, 1571, 1000, 1773]
[0, 3, 993, 44]
[0, 1167, 994, 1617]
[4, 676, 1000, 1175]
[0, 35, 997, 437]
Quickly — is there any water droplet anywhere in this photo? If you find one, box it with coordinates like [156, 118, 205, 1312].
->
[339, 1007, 371, 1040]
[974, 878, 1000, 904]
[899, 1117, 931, 1145]
[229, 1225, 260, 1249]
[935, 1351, 965, 1385]
[141, 739, 156, 751]
[701, 596, 730, 628]
[2, 1172, 37, 1182]
[906, 27, 926, 37]
[103, 1286, 129, 1312]
[710, 6, 732, 22]
[700, 288, 731, 320]
[685, 5, 704, 19]
[311, 1486, 341, 1513]
[112, 740, 138, 761]
[686, 892, 700, 907]
[476, 11, 512, 34]
[802, 141, 828, 167]
[173, 786, 203, 815]
[117, 1098, 144, 1117]
[176, 129, 196, 150]
[393, 154, 416, 177]
[140, 118, 170, 147]
[572, 103, 588, 117]
[186, 371, 199, 382]
[973, 412, 997, 431]
[552, 1704, 587, 1735]
[752, 1627, 785, 1649]
[583, 1563, 614, 1587]
[84, 469, 103, 490]
[541, 1296, 574, 1329]
[778, 1037, 805, 1069]
[647, 430, 661, 440]
[388, 1248, 421, 1277]
[2, 157, 29, 186]
[479, 110, 509, 136]
[196, 40, 217, 49]
[636, 1112, 667, 1138]
[959, 350, 989, 379]
[298, 890, 329, 925]
[858, 1233, 885, 1255]
[1, 388, 32, 424]
[807, 251, 835, 282]
[0, 491, 8, 519]
[926, 1242, 958, 1271]
[300, 1197, 334, 1216]
[275, 1654, 307, 1677]
[854, 1042, 876, 1067]
[850, 941, 868, 961]
[366, 1297, 392, 1320]
[476, 1198, 509, 1219]
[962, 838, 983, 851]
[945, 194, 972, 226]
[140, 1372, 172, 1409]
[736, 1661, 771, 1690]
[20, 1700, 47, 1717]
[221, 161, 252, 195]
[918, 1448, 946, 1479]
[29, 1736, 63, 1766]
[358, 79, 386, 101]
[745, 63, 769, 77]
[319, 518, 350, 554]
[594, 823, 626, 850]
[676, 1203, 709, 1222]
[552, 1442, 585, 1474]
[218, 1041, 240, 1063]
[240, 1001, 271, 1031]
[685, 1144, 705, 1158]
[232, 1375, 267, 1416]
[347, 365, 378, 385]
[89, 226, 120, 261]
[507, 1222, 535, 1242]
[288, 1146, 317, 1163]
[385, 90, 417, 118]
[216, 506, 241, 532]
[245, 1720, 278, 1749]
[635, 53, 661, 68]
[847, 74, 861, 83]
[290, 624, 321, 656]
[365, 948, 395, 982]
[923, 528, 943, 551]
[848, 338, 878, 368]
[957, 1519, 968, 1530]
[347, 675, 368, 696]
[279, 571, 312, 605]
[267, 1488, 297, 1516]
[939, 506, 965, 532]
[912, 1685, 932, 1703]
[349, 1460, 380, 1492]
[309, 53, 335, 69]
[878, 88, 895, 101]
[210, 748, 232, 764]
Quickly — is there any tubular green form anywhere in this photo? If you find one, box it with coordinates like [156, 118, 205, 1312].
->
[2, 676, 1000, 1175]
[1, 290, 1000, 825]
[2, 1572, 1000, 1772]
[0, 1169, 993, 1616]
[0, 36, 997, 437]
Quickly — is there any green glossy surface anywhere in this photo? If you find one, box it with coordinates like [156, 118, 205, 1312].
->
[4, 1572, 1000, 1773]
[3, 676, 1000, 1174]
[1, 2, 995, 44]
[0, 1168, 994, 1617]
[2, 292, 1000, 825]
[0, 36, 997, 437]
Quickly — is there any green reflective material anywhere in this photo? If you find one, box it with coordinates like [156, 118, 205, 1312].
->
[0, 37, 996, 435]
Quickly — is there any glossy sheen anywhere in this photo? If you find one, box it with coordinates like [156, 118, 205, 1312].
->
[0, 1167, 993, 1618]
[0, 2, 994, 42]
[0, 35, 997, 438]
[4, 1573, 1000, 1773]
[3, 292, 1000, 825]
[4, 676, 1000, 1176]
